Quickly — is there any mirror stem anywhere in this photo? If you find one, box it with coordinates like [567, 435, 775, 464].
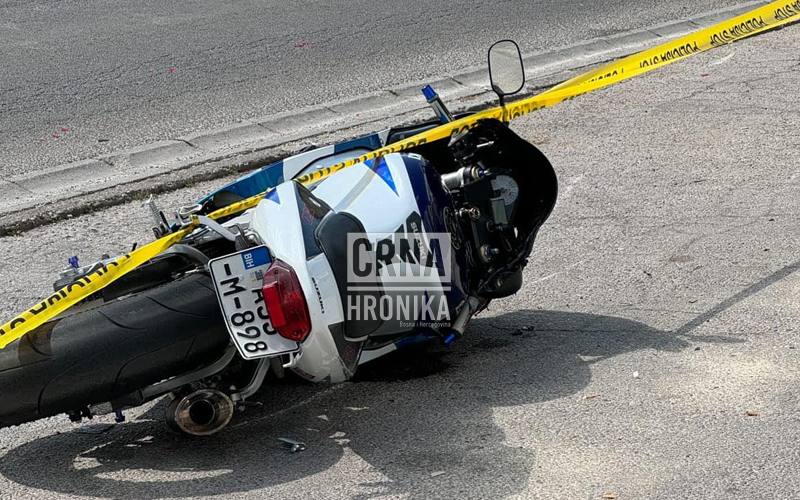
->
[498, 94, 510, 124]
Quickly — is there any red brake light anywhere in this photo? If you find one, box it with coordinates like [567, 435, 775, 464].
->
[261, 259, 311, 342]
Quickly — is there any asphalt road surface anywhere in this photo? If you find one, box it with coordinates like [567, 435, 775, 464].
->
[1, 18, 799, 500]
[1, 0, 749, 179]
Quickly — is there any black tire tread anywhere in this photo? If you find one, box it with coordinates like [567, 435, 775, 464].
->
[0, 273, 230, 429]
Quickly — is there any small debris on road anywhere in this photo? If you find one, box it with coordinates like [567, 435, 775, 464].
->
[430, 471, 446, 478]
[603, 494, 617, 499]
[513, 325, 533, 336]
[77, 423, 114, 434]
[61, 127, 70, 132]
[746, 410, 759, 417]
[713, 52, 736, 65]
[278, 437, 307, 453]
[169, 68, 176, 73]
[633, 371, 640, 379]
[296, 41, 310, 47]
[586, 394, 598, 399]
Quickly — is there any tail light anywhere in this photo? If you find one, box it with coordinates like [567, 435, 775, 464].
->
[261, 259, 312, 342]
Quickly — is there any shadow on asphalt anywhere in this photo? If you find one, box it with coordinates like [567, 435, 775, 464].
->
[0, 309, 742, 499]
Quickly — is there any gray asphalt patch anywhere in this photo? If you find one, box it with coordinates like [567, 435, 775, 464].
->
[1, 0, 757, 180]
[0, 2, 770, 233]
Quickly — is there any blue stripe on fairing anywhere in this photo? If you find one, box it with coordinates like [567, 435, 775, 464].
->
[265, 188, 280, 204]
[399, 155, 433, 217]
[394, 329, 440, 349]
[197, 161, 284, 205]
[197, 133, 387, 205]
[333, 135, 383, 154]
[370, 157, 398, 195]
[399, 154, 470, 315]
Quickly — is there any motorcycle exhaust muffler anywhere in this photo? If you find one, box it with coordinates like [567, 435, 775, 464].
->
[165, 388, 234, 436]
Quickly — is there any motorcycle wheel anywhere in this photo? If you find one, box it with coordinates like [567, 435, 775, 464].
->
[0, 272, 230, 429]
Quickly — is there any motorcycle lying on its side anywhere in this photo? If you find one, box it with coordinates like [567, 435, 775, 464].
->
[0, 41, 557, 435]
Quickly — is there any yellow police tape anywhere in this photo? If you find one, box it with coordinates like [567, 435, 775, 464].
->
[1, 0, 798, 349]
[544, 1, 800, 93]
[0, 228, 193, 348]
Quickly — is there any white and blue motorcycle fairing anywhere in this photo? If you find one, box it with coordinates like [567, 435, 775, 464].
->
[251, 152, 469, 382]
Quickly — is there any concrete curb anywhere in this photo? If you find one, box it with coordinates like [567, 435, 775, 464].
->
[0, 0, 770, 234]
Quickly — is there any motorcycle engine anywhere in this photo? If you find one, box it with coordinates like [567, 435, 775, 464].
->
[440, 119, 557, 299]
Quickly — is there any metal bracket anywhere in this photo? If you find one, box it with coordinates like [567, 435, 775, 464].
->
[178, 203, 202, 220]
[282, 350, 303, 369]
[230, 358, 269, 402]
[192, 215, 238, 242]
[230, 350, 302, 403]
[139, 345, 237, 401]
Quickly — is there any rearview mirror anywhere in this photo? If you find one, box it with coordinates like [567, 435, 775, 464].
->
[488, 40, 525, 102]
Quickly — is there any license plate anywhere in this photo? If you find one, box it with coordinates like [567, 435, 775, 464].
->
[209, 246, 299, 360]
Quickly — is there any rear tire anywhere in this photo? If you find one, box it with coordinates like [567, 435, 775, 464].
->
[0, 273, 230, 429]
